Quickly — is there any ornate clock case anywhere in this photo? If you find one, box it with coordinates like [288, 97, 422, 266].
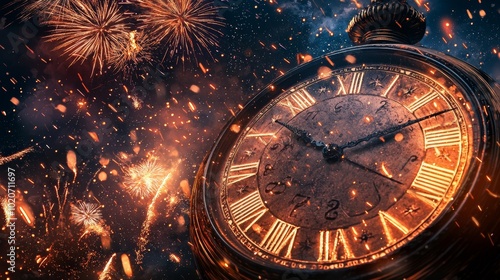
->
[190, 0, 500, 279]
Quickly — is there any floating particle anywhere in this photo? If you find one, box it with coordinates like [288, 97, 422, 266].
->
[317, 66, 332, 78]
[55, 104, 67, 113]
[180, 179, 191, 198]
[98, 171, 107, 181]
[169, 253, 181, 263]
[466, 9, 473, 19]
[345, 55, 357, 64]
[66, 150, 78, 182]
[133, 145, 141, 154]
[99, 157, 110, 167]
[88, 131, 100, 142]
[230, 124, 241, 133]
[121, 254, 133, 278]
[10, 97, 20, 106]
[190, 85, 200, 93]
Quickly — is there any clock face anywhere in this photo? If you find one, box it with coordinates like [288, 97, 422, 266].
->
[201, 49, 479, 271]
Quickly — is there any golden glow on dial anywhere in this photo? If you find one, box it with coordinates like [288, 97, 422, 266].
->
[210, 65, 473, 270]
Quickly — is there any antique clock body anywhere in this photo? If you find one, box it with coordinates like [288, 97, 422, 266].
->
[191, 1, 500, 279]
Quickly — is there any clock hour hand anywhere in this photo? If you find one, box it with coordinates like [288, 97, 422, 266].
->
[273, 119, 326, 149]
[338, 108, 454, 150]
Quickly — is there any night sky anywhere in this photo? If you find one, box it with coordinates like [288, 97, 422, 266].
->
[0, 0, 498, 279]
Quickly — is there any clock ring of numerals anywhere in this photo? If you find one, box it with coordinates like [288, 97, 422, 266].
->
[219, 64, 472, 266]
[257, 94, 425, 230]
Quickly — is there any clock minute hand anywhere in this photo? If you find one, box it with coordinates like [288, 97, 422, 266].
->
[273, 119, 326, 149]
[343, 157, 403, 185]
[339, 108, 455, 150]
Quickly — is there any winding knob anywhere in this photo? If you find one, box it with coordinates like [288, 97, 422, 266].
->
[347, 0, 426, 45]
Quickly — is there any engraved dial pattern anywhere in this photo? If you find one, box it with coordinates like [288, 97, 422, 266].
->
[216, 66, 472, 269]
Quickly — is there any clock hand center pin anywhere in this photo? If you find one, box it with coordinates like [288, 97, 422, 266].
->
[274, 119, 400, 183]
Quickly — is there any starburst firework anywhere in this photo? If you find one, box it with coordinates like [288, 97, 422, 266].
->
[122, 159, 170, 198]
[138, 0, 224, 61]
[70, 201, 102, 227]
[44, 0, 129, 75]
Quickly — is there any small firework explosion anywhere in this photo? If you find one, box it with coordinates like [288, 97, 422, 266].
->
[70, 201, 102, 227]
[122, 158, 170, 198]
[137, 0, 224, 61]
[44, 0, 129, 75]
[1, 197, 14, 226]
[109, 30, 155, 75]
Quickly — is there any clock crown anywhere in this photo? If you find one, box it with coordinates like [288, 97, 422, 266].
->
[347, 0, 426, 45]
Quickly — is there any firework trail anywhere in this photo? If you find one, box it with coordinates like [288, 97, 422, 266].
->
[122, 158, 170, 199]
[0, 147, 33, 165]
[44, 0, 129, 75]
[99, 253, 117, 280]
[135, 173, 171, 264]
[137, 0, 224, 61]
[70, 201, 102, 227]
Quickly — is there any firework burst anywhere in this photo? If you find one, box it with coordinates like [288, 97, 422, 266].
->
[109, 30, 155, 75]
[44, 0, 129, 75]
[8, 0, 72, 22]
[138, 0, 224, 62]
[70, 201, 102, 227]
[122, 158, 170, 198]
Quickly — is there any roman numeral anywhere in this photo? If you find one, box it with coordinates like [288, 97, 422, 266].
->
[317, 229, 353, 262]
[279, 89, 316, 116]
[227, 161, 260, 185]
[349, 72, 364, 94]
[245, 131, 276, 145]
[230, 191, 267, 232]
[382, 74, 400, 97]
[424, 126, 461, 149]
[336, 75, 347, 95]
[407, 90, 439, 112]
[379, 211, 409, 243]
[411, 162, 454, 205]
[260, 219, 298, 258]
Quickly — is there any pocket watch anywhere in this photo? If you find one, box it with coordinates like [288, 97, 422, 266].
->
[190, 0, 500, 279]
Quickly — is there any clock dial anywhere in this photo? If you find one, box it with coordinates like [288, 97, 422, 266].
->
[213, 65, 473, 268]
